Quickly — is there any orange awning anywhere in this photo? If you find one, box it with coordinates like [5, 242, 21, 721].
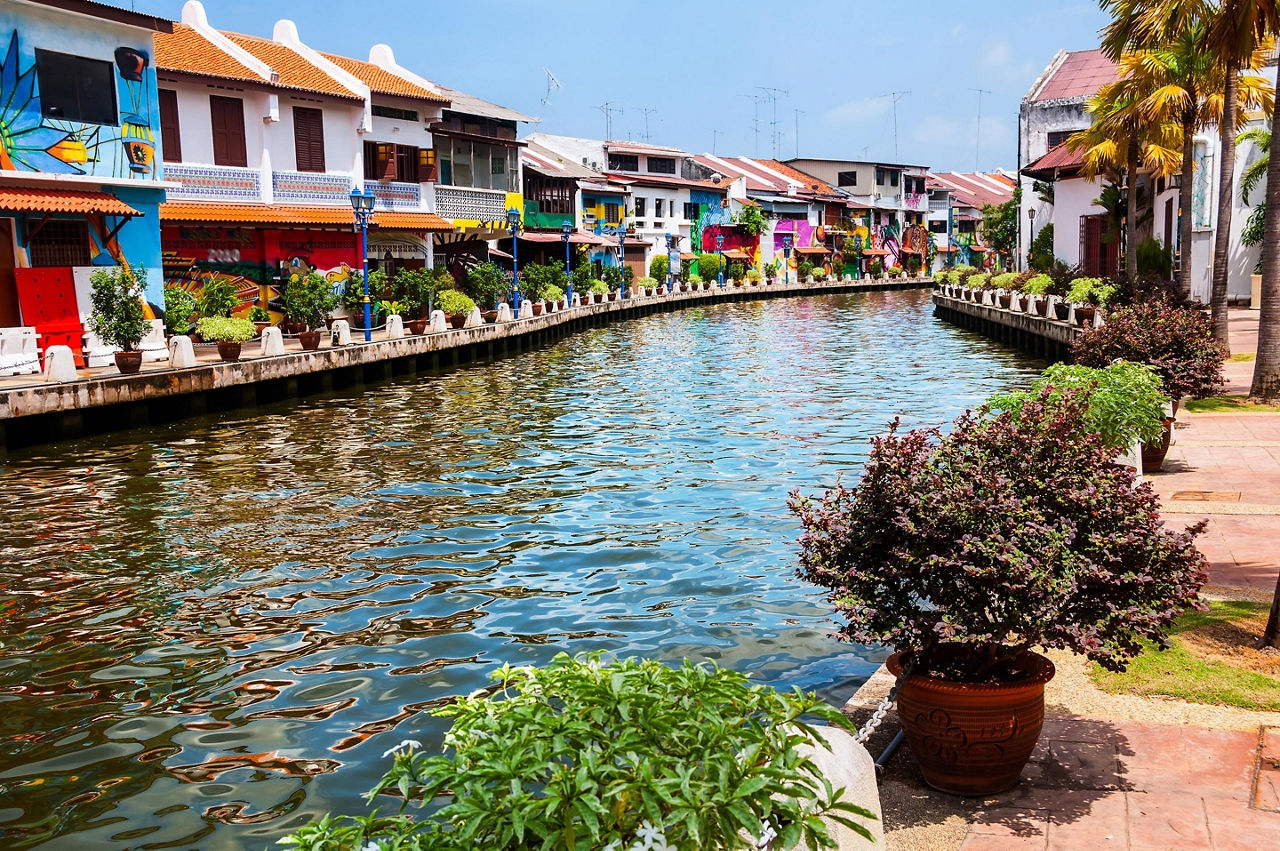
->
[793, 246, 831, 256]
[721, 249, 751, 261]
[0, 187, 141, 217]
[160, 201, 451, 231]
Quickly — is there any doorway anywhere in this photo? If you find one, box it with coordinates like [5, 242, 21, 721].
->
[0, 219, 19, 326]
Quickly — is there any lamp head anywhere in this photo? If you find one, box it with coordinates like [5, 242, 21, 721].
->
[561, 220, 572, 239]
[715, 234, 724, 248]
[507, 207, 521, 230]
[1028, 208, 1036, 222]
[853, 235, 863, 250]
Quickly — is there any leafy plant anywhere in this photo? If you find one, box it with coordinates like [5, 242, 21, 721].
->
[735, 204, 766, 237]
[437, 289, 476, 316]
[1022, 274, 1052, 295]
[888, 265, 904, 279]
[747, 268, 761, 283]
[466, 262, 508, 309]
[587, 279, 610, 295]
[1066, 277, 1117, 307]
[249, 305, 271, 323]
[1072, 301, 1227, 400]
[648, 253, 669, 281]
[764, 264, 776, 281]
[601, 265, 624, 292]
[831, 257, 845, 278]
[195, 276, 238, 319]
[343, 269, 388, 311]
[282, 653, 876, 850]
[697, 253, 723, 280]
[730, 261, 745, 282]
[790, 387, 1207, 682]
[869, 259, 883, 277]
[798, 260, 815, 280]
[378, 299, 406, 317]
[88, 265, 149, 351]
[991, 361, 1168, 449]
[195, 316, 256, 343]
[992, 272, 1019, 290]
[1135, 238, 1174, 279]
[679, 257, 693, 282]
[283, 272, 340, 331]
[623, 265, 634, 286]
[394, 268, 436, 317]
[688, 273, 704, 285]
[163, 285, 196, 335]
[543, 285, 565, 303]
[967, 272, 990, 289]
[637, 276, 659, 289]
[1029, 222, 1055, 272]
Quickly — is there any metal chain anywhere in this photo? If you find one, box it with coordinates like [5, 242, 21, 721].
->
[854, 655, 915, 745]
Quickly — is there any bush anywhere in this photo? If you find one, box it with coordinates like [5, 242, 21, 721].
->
[1029, 222, 1054, 271]
[869, 259, 883, 276]
[282, 653, 875, 850]
[729, 261, 745, 282]
[888, 265, 904, 278]
[1072, 301, 1227, 400]
[601, 265, 624, 292]
[195, 316, 256, 343]
[798, 260, 815, 280]
[623, 265, 635, 286]
[991, 361, 1168, 449]
[790, 387, 1207, 681]
[966, 272, 989, 289]
[637, 276, 659, 289]
[1022, 273, 1052, 295]
[88, 266, 149, 351]
[698, 253, 723, 280]
[163, 285, 196, 335]
[195, 276, 238, 318]
[747, 268, 761, 282]
[343, 269, 388, 312]
[437, 289, 476, 316]
[764, 263, 777, 281]
[587, 279, 610, 294]
[992, 272, 1019, 290]
[1135, 238, 1174, 279]
[283, 272, 339, 331]
[394, 267, 435, 317]
[649, 253, 669, 281]
[466, 262, 508, 309]
[688, 273, 703, 285]
[831, 257, 845, 278]
[679, 257, 693, 282]
[543, 285, 566, 303]
[249, 305, 271, 323]
[1066, 277, 1116, 307]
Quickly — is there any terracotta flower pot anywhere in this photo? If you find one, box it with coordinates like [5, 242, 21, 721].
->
[448, 313, 467, 329]
[998, 293, 1012, 309]
[217, 341, 243, 363]
[298, 331, 322, 351]
[114, 350, 142, 374]
[253, 321, 270, 336]
[888, 648, 1055, 796]
[408, 319, 428, 335]
[1141, 417, 1176, 471]
[1053, 302, 1071, 321]
[1032, 299, 1048, 317]
[1075, 306, 1096, 327]
[482, 310, 499, 324]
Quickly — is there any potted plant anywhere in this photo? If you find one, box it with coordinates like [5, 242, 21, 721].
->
[1065, 277, 1116, 326]
[729, 261, 746, 286]
[764, 264, 777, 285]
[746, 268, 761, 286]
[869, 258, 883, 279]
[283, 272, 340, 350]
[281, 653, 877, 849]
[343, 270, 389, 329]
[438, 289, 475, 328]
[195, 276, 238, 324]
[88, 265, 149, 375]
[791, 387, 1207, 795]
[992, 272, 1018, 308]
[196, 316, 256, 362]
[163, 285, 196, 338]
[888, 264, 904, 279]
[1022, 273, 1052, 316]
[249, 305, 272, 335]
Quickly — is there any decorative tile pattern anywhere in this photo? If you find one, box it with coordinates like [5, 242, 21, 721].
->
[371, 181, 421, 211]
[165, 164, 261, 201]
[436, 186, 507, 223]
[273, 171, 351, 205]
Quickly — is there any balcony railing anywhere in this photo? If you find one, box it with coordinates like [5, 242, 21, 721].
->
[164, 164, 261, 202]
[371, 181, 421, 211]
[273, 170, 351, 205]
[436, 185, 507, 223]
[903, 192, 927, 212]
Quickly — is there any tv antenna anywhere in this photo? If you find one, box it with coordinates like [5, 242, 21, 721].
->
[712, 129, 723, 155]
[597, 101, 623, 141]
[635, 107, 658, 143]
[538, 67, 562, 119]
[970, 88, 992, 171]
[884, 91, 911, 160]
[740, 93, 765, 156]
[756, 86, 789, 158]
[793, 108, 806, 158]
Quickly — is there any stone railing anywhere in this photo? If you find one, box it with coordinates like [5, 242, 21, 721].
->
[163, 164, 262, 202]
[934, 284, 1105, 330]
[436, 186, 508, 223]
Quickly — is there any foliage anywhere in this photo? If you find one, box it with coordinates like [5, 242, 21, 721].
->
[437, 289, 476, 316]
[378, 299, 406, 317]
[966, 272, 990, 289]
[623, 266, 634, 286]
[195, 276, 239, 319]
[1072, 300, 1227, 400]
[980, 189, 1019, 259]
[586, 279, 610, 295]
[790, 387, 1207, 681]
[746, 268, 761, 282]
[283, 272, 340, 331]
[764, 264, 776, 281]
[195, 316, 256, 343]
[1028, 223, 1055, 272]
[1135, 238, 1174, 278]
[991, 361, 1169, 449]
[1238, 127, 1271, 205]
[572, 262, 596, 294]
[394, 268, 438, 317]
[249, 305, 271, 323]
[697, 253, 723, 280]
[992, 272, 1019, 290]
[163, 285, 196, 335]
[735, 204, 766, 237]
[601, 265, 624, 292]
[88, 266, 149, 351]
[648, 254, 669, 281]
[1066, 276, 1117, 307]
[344, 269, 388, 311]
[831, 257, 845, 278]
[688, 273, 704, 285]
[637, 276, 659, 289]
[729, 261, 745, 282]
[543, 285, 566, 304]
[888, 265, 904, 278]
[466, 262, 508, 309]
[283, 654, 876, 850]
[869, 258, 883, 276]
[798, 260, 814, 280]
[679, 257, 693, 282]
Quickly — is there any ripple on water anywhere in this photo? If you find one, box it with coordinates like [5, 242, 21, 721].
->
[0, 290, 1040, 848]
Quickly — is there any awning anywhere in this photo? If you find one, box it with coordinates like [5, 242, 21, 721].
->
[721, 249, 751, 261]
[793, 246, 831, 256]
[967, 245, 989, 252]
[680, 252, 698, 260]
[0, 187, 141, 217]
[861, 247, 890, 256]
[518, 229, 612, 246]
[159, 201, 451, 231]
[489, 247, 513, 260]
[935, 245, 961, 253]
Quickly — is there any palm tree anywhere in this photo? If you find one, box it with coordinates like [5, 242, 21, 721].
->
[1238, 127, 1269, 248]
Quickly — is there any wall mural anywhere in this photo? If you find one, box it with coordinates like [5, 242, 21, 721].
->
[0, 30, 157, 179]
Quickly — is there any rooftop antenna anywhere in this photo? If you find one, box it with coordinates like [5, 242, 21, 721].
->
[757, 86, 789, 158]
[636, 107, 658, 143]
[537, 67, 562, 119]
[597, 101, 623, 141]
[793, 108, 806, 159]
[885, 91, 911, 160]
[970, 88, 992, 171]
[712, 129, 723, 155]
[740, 93, 765, 156]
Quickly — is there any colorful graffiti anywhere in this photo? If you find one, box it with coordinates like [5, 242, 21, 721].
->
[0, 30, 158, 179]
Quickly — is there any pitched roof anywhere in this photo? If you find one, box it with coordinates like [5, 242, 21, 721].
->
[928, 172, 1016, 209]
[318, 51, 449, 102]
[522, 140, 601, 179]
[222, 32, 362, 100]
[1032, 49, 1117, 102]
[27, 0, 173, 32]
[154, 24, 268, 85]
[436, 84, 533, 123]
[1021, 144, 1086, 179]
[0, 186, 141, 216]
[757, 160, 841, 197]
[687, 155, 775, 192]
[159, 201, 450, 230]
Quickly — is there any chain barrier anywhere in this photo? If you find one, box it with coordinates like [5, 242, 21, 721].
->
[853, 654, 915, 745]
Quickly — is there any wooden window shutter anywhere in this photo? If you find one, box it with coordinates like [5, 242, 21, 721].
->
[158, 89, 181, 162]
[419, 148, 437, 182]
[293, 106, 326, 173]
[210, 95, 247, 167]
[376, 142, 396, 180]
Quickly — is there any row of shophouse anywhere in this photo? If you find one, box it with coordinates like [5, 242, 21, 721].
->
[0, 0, 1014, 348]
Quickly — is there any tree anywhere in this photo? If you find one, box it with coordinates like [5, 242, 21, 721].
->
[981, 188, 1019, 267]
[1238, 127, 1269, 249]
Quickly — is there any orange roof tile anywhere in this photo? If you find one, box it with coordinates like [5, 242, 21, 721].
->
[758, 160, 839, 196]
[0, 187, 141, 216]
[222, 32, 362, 100]
[160, 201, 450, 231]
[154, 24, 267, 85]
[318, 52, 449, 103]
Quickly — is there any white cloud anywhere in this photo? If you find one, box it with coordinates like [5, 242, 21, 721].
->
[822, 97, 892, 127]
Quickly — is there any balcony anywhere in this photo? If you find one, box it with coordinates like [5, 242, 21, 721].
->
[436, 185, 507, 223]
[903, 192, 927, 212]
[371, 181, 421, 211]
[164, 164, 261, 202]
[273, 170, 351, 205]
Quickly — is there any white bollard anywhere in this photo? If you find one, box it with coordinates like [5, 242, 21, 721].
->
[464, 306, 483, 328]
[259, 326, 285, 357]
[43, 345, 78, 383]
[386, 315, 405, 339]
[497, 303, 513, 322]
[169, 334, 198, 367]
[429, 310, 448, 333]
[330, 319, 352, 346]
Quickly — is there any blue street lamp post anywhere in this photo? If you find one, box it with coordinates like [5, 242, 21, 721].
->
[562, 219, 573, 304]
[349, 186, 376, 342]
[853, 234, 863, 280]
[782, 233, 793, 286]
[507, 207, 521, 313]
[618, 224, 627, 298]
[664, 234, 674, 293]
[715, 233, 725, 288]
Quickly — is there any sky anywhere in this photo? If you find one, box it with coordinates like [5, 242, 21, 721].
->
[127, 0, 1112, 173]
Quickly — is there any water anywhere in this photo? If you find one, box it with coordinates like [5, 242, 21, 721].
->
[0, 290, 1039, 848]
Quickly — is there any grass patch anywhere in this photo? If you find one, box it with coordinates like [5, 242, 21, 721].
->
[1229, 352, 1256, 362]
[1184, 395, 1280, 413]
[1091, 600, 1280, 711]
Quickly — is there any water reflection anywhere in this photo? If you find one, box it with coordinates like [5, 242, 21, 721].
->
[0, 290, 1039, 848]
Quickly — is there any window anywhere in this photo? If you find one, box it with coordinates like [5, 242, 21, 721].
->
[683, 202, 700, 221]
[608, 152, 639, 171]
[876, 168, 887, 186]
[604, 202, 620, 224]
[397, 145, 419, 182]
[491, 152, 505, 176]
[209, 95, 247, 167]
[890, 171, 900, 187]
[654, 199, 664, 218]
[158, 89, 181, 162]
[634, 197, 646, 217]
[647, 156, 675, 174]
[372, 104, 419, 122]
[1047, 130, 1073, 149]
[838, 170, 857, 187]
[34, 49, 117, 125]
[366, 141, 424, 182]
[293, 106, 326, 173]
[28, 220, 90, 267]
[929, 220, 947, 233]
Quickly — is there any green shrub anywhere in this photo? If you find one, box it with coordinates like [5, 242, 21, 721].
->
[730, 261, 745, 282]
[697, 253, 723, 279]
[764, 263, 777, 281]
[992, 272, 1019, 290]
[1135, 238, 1173, 279]
[249, 305, 271, 323]
[747, 268, 761, 282]
[1029, 222, 1055, 271]
[688, 273, 703, 285]
[831, 257, 845, 278]
[163, 285, 196, 335]
[282, 653, 875, 851]
[343, 269, 387, 311]
[195, 276, 238, 318]
[637, 276, 659, 289]
[679, 257, 693, 282]
[195, 316, 256, 343]
[1023, 274, 1053, 295]
[623, 265, 634, 286]
[437, 289, 476, 316]
[601, 265, 624, 292]
[967, 272, 989, 289]
[888, 265, 904, 278]
[283, 272, 339, 331]
[798, 260, 815, 280]
[466, 262, 508, 309]
[649, 254, 669, 281]
[587, 279, 610, 294]
[571, 261, 595, 295]
[543, 285, 566, 303]
[1067, 277, 1117, 307]
[869, 258, 883, 276]
[88, 265, 149, 351]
